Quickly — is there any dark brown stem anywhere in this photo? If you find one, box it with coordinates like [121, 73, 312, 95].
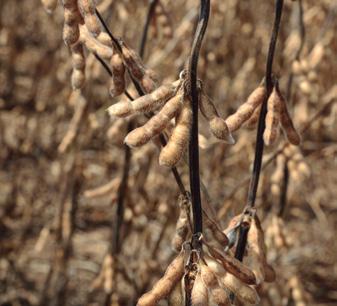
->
[247, 0, 284, 210]
[188, 0, 210, 244]
[112, 122, 132, 255]
[235, 0, 284, 261]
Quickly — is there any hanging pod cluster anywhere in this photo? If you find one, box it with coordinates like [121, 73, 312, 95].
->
[137, 211, 275, 306]
[225, 214, 276, 286]
[225, 79, 301, 146]
[46, 0, 157, 93]
[171, 195, 229, 254]
[108, 74, 234, 167]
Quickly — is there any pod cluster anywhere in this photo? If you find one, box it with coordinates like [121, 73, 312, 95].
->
[108, 76, 234, 167]
[44, 0, 156, 94]
[224, 80, 301, 146]
[137, 211, 275, 305]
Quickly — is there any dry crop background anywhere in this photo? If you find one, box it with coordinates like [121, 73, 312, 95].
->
[0, 0, 337, 305]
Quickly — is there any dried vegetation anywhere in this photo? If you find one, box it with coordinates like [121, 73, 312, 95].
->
[0, 0, 336, 306]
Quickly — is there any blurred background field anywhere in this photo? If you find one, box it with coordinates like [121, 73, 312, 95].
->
[0, 0, 336, 305]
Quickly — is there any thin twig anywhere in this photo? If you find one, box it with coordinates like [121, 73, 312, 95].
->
[112, 122, 132, 255]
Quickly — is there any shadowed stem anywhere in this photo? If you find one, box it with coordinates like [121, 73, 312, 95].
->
[112, 122, 132, 254]
[235, 0, 284, 261]
[188, 0, 210, 244]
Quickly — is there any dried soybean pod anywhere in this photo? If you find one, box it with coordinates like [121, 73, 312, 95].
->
[225, 85, 266, 132]
[131, 82, 179, 113]
[140, 73, 157, 94]
[205, 243, 256, 285]
[125, 94, 183, 147]
[41, 0, 58, 13]
[253, 216, 276, 283]
[200, 262, 218, 287]
[205, 256, 258, 305]
[63, 23, 80, 46]
[120, 40, 146, 79]
[71, 69, 85, 89]
[63, 3, 81, 46]
[97, 32, 112, 47]
[71, 43, 85, 70]
[107, 101, 133, 118]
[71, 43, 86, 89]
[221, 273, 260, 305]
[109, 53, 126, 98]
[210, 289, 231, 306]
[168, 282, 183, 305]
[246, 103, 261, 129]
[277, 86, 301, 145]
[159, 98, 192, 167]
[107, 82, 178, 117]
[171, 194, 190, 252]
[201, 262, 231, 305]
[191, 271, 208, 306]
[78, 0, 101, 36]
[264, 84, 282, 146]
[79, 25, 113, 59]
[200, 93, 234, 144]
[210, 117, 235, 144]
[119, 40, 157, 92]
[246, 217, 266, 284]
[224, 214, 242, 233]
[204, 215, 229, 247]
[137, 251, 185, 306]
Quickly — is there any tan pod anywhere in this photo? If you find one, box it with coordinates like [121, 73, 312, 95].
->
[137, 251, 185, 306]
[125, 94, 183, 147]
[159, 98, 192, 167]
[225, 85, 266, 132]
